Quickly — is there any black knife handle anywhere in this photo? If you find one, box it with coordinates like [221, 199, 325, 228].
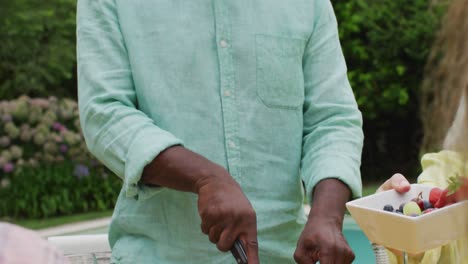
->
[230, 239, 248, 264]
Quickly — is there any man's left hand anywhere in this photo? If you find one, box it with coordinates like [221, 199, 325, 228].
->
[294, 179, 355, 264]
[294, 214, 354, 264]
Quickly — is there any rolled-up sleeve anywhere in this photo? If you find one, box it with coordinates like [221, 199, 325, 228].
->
[76, 0, 183, 199]
[300, 0, 364, 203]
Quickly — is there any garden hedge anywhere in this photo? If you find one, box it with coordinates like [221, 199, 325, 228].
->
[0, 96, 120, 219]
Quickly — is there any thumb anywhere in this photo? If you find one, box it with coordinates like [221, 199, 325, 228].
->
[377, 174, 410, 193]
[240, 232, 259, 264]
[393, 174, 411, 193]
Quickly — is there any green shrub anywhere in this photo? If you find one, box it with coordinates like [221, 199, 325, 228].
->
[331, 0, 445, 182]
[332, 0, 442, 120]
[0, 96, 120, 219]
[0, 0, 77, 99]
[0, 161, 119, 219]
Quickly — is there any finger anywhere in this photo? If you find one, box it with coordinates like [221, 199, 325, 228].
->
[331, 247, 346, 264]
[377, 173, 410, 193]
[319, 252, 353, 264]
[200, 221, 210, 235]
[293, 247, 318, 264]
[240, 233, 260, 264]
[216, 228, 236, 252]
[340, 237, 356, 263]
[208, 225, 223, 244]
[199, 205, 218, 235]
[200, 217, 218, 235]
[347, 251, 356, 263]
[317, 249, 334, 264]
[343, 245, 356, 263]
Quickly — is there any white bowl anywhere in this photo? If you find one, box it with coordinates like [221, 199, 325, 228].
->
[346, 184, 468, 254]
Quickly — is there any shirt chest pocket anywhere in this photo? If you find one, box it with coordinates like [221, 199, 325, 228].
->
[256, 35, 305, 109]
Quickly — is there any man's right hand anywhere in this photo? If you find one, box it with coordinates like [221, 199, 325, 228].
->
[196, 171, 259, 263]
[141, 146, 259, 263]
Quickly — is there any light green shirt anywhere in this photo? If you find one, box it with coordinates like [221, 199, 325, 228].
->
[77, 0, 363, 263]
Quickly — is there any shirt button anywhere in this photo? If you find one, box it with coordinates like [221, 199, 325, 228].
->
[228, 141, 236, 149]
[223, 90, 231, 97]
[219, 39, 228, 48]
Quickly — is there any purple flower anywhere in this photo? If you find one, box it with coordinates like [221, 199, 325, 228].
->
[3, 163, 14, 173]
[59, 144, 68, 153]
[52, 122, 62, 131]
[73, 164, 90, 179]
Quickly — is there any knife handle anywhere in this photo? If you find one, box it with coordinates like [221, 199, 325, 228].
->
[230, 239, 248, 264]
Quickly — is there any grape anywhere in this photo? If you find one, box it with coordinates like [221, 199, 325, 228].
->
[381, 189, 440, 216]
[403, 201, 422, 216]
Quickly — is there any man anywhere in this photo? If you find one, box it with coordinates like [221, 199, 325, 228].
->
[77, 0, 363, 263]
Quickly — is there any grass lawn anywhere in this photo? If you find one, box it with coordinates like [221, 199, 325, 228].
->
[4, 210, 113, 230]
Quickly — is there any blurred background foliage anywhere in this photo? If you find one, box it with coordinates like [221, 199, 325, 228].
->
[0, 96, 120, 218]
[332, 0, 444, 182]
[0, 0, 77, 99]
[0, 0, 447, 218]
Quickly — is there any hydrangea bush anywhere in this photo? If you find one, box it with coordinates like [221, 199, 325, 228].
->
[0, 96, 120, 219]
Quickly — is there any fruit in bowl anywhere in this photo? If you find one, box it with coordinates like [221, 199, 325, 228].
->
[381, 175, 464, 217]
[346, 183, 468, 254]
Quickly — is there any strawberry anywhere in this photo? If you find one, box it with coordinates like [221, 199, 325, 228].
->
[434, 189, 449, 208]
[429, 187, 442, 205]
[435, 174, 464, 207]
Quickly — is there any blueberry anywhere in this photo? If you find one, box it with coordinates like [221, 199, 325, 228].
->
[383, 204, 394, 212]
[422, 200, 433, 210]
[399, 203, 406, 212]
[395, 210, 403, 214]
